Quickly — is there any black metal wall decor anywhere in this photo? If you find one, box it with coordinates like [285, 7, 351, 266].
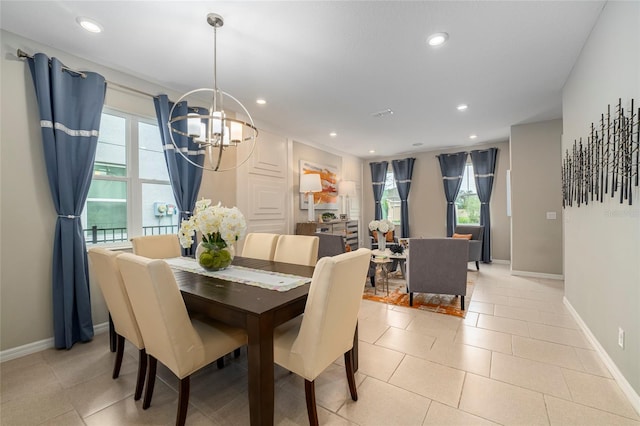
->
[562, 98, 639, 207]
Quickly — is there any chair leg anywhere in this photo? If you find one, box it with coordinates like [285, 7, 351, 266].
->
[176, 376, 190, 426]
[409, 292, 414, 306]
[461, 296, 465, 311]
[304, 380, 319, 426]
[344, 351, 358, 401]
[143, 355, 157, 410]
[216, 357, 225, 369]
[234, 348, 241, 358]
[134, 348, 147, 401]
[112, 334, 125, 379]
[475, 260, 479, 270]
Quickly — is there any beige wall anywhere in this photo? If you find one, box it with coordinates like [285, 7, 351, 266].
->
[362, 141, 511, 261]
[510, 119, 563, 276]
[562, 1, 640, 396]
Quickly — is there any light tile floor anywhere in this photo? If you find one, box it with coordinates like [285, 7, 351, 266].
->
[1, 264, 639, 425]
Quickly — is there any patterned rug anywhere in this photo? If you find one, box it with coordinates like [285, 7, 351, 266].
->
[362, 270, 476, 318]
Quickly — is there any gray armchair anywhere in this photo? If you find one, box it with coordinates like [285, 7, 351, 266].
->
[406, 238, 469, 310]
[454, 225, 484, 270]
[316, 233, 346, 259]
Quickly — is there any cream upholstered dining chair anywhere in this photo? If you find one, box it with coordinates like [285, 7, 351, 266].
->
[116, 253, 247, 426]
[273, 248, 371, 425]
[273, 234, 319, 266]
[87, 247, 147, 401]
[241, 232, 279, 261]
[130, 234, 181, 259]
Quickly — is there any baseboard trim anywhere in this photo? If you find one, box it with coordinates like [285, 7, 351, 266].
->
[510, 269, 564, 280]
[0, 321, 109, 363]
[491, 259, 510, 265]
[563, 297, 640, 416]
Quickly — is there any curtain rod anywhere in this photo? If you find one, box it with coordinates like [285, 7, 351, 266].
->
[17, 49, 157, 99]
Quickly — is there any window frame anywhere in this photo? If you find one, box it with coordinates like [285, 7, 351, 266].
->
[85, 107, 175, 248]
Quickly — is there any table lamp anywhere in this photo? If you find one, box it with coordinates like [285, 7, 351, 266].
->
[300, 173, 323, 222]
[338, 180, 356, 218]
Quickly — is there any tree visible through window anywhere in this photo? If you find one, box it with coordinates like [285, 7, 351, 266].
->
[381, 171, 402, 230]
[455, 162, 480, 225]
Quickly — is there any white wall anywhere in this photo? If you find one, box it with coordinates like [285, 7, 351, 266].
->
[562, 1, 640, 396]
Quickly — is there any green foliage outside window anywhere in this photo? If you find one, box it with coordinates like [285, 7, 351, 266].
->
[456, 190, 480, 224]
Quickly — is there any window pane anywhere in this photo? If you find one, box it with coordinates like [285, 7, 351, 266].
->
[139, 122, 169, 181]
[83, 180, 128, 244]
[141, 183, 179, 235]
[455, 163, 480, 225]
[95, 113, 126, 175]
[381, 171, 402, 229]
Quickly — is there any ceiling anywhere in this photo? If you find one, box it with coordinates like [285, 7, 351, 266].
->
[0, 1, 605, 159]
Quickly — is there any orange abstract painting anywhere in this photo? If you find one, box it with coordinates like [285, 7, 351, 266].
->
[299, 160, 339, 210]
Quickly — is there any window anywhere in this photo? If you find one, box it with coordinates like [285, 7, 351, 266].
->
[381, 171, 402, 230]
[455, 162, 480, 225]
[82, 109, 178, 245]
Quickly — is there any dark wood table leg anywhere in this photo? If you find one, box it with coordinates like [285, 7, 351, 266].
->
[109, 314, 116, 353]
[246, 313, 275, 426]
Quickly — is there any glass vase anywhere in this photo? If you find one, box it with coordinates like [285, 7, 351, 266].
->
[377, 231, 386, 251]
[196, 242, 235, 271]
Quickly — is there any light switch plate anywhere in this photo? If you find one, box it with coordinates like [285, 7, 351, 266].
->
[546, 212, 557, 220]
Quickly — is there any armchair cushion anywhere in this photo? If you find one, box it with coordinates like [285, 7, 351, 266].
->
[452, 233, 473, 240]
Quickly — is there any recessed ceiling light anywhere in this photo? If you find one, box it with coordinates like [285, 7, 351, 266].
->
[76, 17, 103, 33]
[457, 104, 468, 111]
[369, 150, 376, 154]
[329, 132, 337, 137]
[469, 134, 478, 139]
[412, 143, 423, 147]
[256, 98, 267, 105]
[427, 32, 448, 47]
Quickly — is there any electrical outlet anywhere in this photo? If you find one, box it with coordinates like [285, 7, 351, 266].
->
[618, 327, 625, 349]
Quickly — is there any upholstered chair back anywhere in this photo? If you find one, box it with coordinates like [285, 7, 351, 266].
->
[280, 248, 370, 380]
[273, 234, 319, 266]
[316, 233, 346, 259]
[241, 233, 279, 261]
[116, 253, 204, 378]
[88, 247, 143, 350]
[130, 234, 181, 259]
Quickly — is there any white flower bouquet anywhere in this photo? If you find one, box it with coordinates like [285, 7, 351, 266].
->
[179, 198, 247, 249]
[368, 219, 395, 234]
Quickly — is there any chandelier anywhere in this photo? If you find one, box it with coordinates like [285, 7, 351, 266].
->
[168, 13, 258, 172]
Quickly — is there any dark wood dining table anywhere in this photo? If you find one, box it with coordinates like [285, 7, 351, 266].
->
[171, 256, 359, 426]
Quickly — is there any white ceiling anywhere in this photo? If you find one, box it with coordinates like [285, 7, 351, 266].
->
[0, 1, 605, 158]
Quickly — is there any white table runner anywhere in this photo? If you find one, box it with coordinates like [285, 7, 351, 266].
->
[165, 257, 311, 292]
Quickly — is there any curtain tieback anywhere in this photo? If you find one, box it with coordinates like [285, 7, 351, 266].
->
[58, 214, 79, 219]
[481, 202, 489, 205]
[447, 202, 454, 205]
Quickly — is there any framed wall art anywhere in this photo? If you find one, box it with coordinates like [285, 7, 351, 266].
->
[299, 160, 339, 210]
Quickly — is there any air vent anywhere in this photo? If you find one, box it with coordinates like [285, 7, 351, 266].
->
[371, 108, 394, 118]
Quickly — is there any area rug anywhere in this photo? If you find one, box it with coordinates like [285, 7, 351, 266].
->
[362, 271, 476, 318]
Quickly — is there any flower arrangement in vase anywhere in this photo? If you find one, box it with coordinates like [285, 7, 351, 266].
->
[178, 198, 247, 271]
[368, 219, 395, 251]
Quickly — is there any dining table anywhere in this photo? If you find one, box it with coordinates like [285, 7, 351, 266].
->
[168, 255, 359, 426]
